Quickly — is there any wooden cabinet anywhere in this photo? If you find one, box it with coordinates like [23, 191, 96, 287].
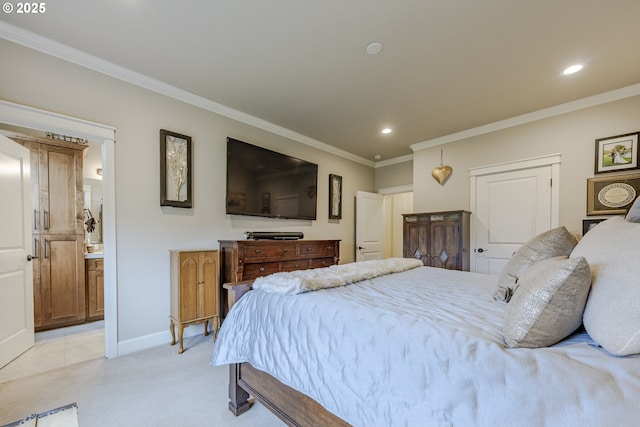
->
[169, 250, 219, 354]
[85, 258, 104, 321]
[403, 211, 471, 271]
[219, 239, 340, 318]
[9, 132, 87, 330]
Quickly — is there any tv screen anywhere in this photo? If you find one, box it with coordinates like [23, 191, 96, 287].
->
[226, 137, 318, 220]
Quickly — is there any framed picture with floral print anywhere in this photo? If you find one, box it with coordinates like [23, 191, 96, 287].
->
[160, 129, 192, 208]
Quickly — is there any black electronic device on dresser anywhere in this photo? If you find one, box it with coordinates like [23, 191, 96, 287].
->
[244, 231, 304, 240]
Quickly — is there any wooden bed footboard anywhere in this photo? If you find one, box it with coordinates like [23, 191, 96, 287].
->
[229, 362, 351, 427]
[223, 280, 351, 426]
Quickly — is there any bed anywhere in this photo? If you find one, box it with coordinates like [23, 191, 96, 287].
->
[211, 214, 640, 427]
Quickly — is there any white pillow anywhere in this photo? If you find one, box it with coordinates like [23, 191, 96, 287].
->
[496, 226, 578, 302]
[503, 256, 591, 348]
[626, 197, 640, 223]
[570, 216, 640, 355]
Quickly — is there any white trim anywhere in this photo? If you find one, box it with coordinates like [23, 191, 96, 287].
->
[411, 83, 640, 152]
[374, 154, 413, 168]
[0, 101, 119, 359]
[469, 153, 562, 177]
[469, 154, 561, 271]
[0, 100, 115, 142]
[377, 184, 414, 195]
[117, 326, 203, 357]
[0, 21, 372, 167]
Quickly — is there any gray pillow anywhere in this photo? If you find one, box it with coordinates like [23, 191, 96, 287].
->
[503, 256, 591, 348]
[496, 226, 579, 302]
[571, 216, 640, 355]
[625, 196, 640, 222]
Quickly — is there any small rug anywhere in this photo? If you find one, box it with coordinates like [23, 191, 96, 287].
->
[2, 403, 78, 427]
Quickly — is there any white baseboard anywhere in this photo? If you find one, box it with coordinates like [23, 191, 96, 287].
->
[116, 325, 209, 357]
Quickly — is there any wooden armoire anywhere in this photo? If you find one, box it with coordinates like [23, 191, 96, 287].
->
[402, 210, 471, 271]
[9, 132, 87, 330]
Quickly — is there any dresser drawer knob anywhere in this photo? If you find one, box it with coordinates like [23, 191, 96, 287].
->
[255, 249, 261, 253]
[259, 267, 265, 272]
[283, 248, 289, 253]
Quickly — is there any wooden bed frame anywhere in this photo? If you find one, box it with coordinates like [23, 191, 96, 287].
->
[223, 282, 351, 427]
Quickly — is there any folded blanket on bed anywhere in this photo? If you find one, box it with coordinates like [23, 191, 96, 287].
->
[252, 257, 424, 294]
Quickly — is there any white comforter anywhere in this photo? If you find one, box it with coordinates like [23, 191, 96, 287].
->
[211, 266, 640, 427]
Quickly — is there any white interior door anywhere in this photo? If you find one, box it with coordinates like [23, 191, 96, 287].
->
[355, 191, 384, 261]
[471, 155, 560, 274]
[0, 134, 34, 368]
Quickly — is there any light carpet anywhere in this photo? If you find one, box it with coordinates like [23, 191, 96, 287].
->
[0, 334, 285, 427]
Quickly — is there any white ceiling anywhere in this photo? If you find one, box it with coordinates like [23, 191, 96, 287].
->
[2, 0, 640, 162]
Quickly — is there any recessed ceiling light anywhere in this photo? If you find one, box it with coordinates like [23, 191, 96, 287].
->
[374, 154, 382, 161]
[563, 64, 584, 75]
[381, 128, 392, 134]
[366, 41, 384, 55]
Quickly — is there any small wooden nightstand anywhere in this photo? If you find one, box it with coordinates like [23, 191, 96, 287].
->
[169, 250, 219, 354]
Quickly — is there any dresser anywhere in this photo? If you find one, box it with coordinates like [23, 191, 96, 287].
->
[169, 250, 219, 354]
[219, 239, 340, 317]
[402, 211, 471, 271]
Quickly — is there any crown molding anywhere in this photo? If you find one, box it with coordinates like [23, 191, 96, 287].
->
[411, 82, 640, 152]
[0, 21, 374, 167]
[374, 153, 413, 168]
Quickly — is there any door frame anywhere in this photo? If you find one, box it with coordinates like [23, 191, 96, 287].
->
[469, 153, 561, 272]
[0, 100, 118, 359]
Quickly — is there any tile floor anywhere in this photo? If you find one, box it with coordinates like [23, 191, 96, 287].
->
[0, 321, 104, 384]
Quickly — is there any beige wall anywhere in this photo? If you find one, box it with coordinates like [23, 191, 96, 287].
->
[375, 159, 413, 190]
[412, 95, 640, 235]
[0, 39, 374, 344]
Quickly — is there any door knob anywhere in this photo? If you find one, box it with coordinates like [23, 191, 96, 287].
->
[26, 254, 34, 261]
[358, 246, 365, 250]
[476, 248, 486, 253]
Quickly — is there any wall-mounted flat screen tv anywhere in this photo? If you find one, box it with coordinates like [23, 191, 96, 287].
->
[226, 137, 318, 220]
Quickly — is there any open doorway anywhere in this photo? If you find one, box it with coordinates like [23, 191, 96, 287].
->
[0, 100, 117, 366]
[381, 189, 414, 258]
[0, 128, 107, 381]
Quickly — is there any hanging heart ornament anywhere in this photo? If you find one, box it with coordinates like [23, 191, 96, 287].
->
[431, 165, 452, 184]
[432, 149, 453, 185]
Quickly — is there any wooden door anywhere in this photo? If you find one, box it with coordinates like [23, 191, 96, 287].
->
[200, 252, 218, 318]
[471, 155, 559, 273]
[429, 220, 460, 270]
[403, 218, 430, 266]
[39, 234, 86, 327]
[355, 191, 384, 261]
[0, 135, 34, 368]
[86, 259, 104, 319]
[38, 144, 84, 235]
[179, 252, 199, 322]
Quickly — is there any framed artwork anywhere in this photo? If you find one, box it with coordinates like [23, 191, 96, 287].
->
[329, 174, 342, 219]
[594, 132, 639, 174]
[587, 172, 640, 215]
[582, 219, 605, 235]
[160, 129, 192, 208]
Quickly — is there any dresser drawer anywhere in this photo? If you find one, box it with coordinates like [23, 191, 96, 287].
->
[243, 262, 280, 279]
[242, 243, 297, 261]
[281, 259, 310, 272]
[310, 257, 334, 269]
[299, 242, 337, 258]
